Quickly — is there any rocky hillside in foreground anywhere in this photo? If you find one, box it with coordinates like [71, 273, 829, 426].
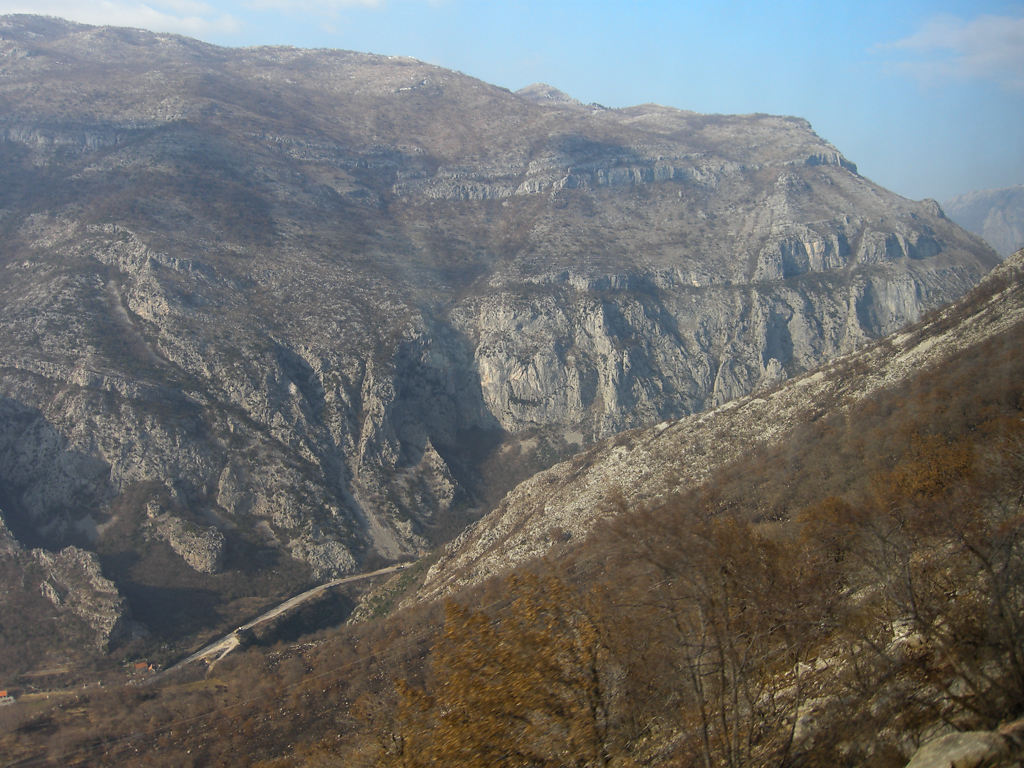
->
[411, 251, 1024, 603]
[945, 185, 1024, 258]
[0, 15, 998, 650]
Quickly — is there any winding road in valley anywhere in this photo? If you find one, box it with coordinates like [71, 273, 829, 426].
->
[161, 563, 411, 675]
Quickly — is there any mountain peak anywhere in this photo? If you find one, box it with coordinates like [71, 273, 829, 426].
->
[515, 82, 583, 106]
[0, 13, 88, 39]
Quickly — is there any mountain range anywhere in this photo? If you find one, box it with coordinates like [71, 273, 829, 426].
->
[0, 14, 1001, 664]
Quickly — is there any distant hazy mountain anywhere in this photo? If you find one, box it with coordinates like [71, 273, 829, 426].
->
[0, 14, 998, 658]
[944, 185, 1024, 258]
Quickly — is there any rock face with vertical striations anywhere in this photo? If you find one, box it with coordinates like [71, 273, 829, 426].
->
[412, 252, 1024, 605]
[0, 15, 999, 645]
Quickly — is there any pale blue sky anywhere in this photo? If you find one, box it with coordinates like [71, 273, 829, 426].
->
[2, 1, 1022, 202]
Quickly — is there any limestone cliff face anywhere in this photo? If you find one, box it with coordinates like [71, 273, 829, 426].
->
[0, 15, 1000, 640]
[413, 253, 1024, 604]
[458, 254, 977, 439]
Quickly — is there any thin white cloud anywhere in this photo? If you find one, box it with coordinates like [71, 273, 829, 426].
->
[244, 0, 384, 8]
[148, 0, 216, 14]
[243, 0, 449, 11]
[880, 13, 1024, 92]
[0, 1, 241, 38]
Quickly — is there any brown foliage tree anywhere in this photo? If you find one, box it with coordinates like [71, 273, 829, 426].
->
[800, 419, 1024, 745]
[386, 573, 625, 768]
[605, 505, 841, 768]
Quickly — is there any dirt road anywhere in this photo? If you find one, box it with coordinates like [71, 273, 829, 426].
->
[161, 563, 410, 675]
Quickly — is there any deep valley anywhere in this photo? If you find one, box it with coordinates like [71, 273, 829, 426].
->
[0, 13, 1019, 768]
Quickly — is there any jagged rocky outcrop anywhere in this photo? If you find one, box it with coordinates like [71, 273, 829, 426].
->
[0, 15, 1000, 639]
[0, 514, 130, 653]
[32, 546, 129, 649]
[145, 501, 225, 574]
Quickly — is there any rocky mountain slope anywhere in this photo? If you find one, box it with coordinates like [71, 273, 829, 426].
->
[0, 15, 998, 648]
[944, 185, 1024, 258]
[3, 255, 1020, 767]
[413, 250, 1024, 603]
